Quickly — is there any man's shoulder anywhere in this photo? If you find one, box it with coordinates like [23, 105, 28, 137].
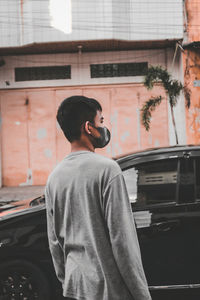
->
[46, 159, 65, 185]
[94, 153, 119, 167]
[92, 153, 121, 178]
[46, 152, 121, 185]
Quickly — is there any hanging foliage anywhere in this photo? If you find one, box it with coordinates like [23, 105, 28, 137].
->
[141, 96, 163, 131]
[141, 65, 190, 144]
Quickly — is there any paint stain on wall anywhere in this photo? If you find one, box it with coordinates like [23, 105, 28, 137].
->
[56, 121, 61, 130]
[106, 145, 112, 155]
[121, 131, 130, 142]
[110, 110, 122, 156]
[189, 107, 200, 133]
[44, 148, 52, 158]
[113, 143, 123, 156]
[37, 128, 47, 139]
[154, 139, 160, 147]
[148, 134, 152, 145]
[19, 168, 33, 186]
[136, 108, 141, 149]
[124, 117, 130, 125]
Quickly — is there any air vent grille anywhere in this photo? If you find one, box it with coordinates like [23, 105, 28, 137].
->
[138, 172, 177, 185]
[15, 65, 71, 81]
[90, 62, 148, 78]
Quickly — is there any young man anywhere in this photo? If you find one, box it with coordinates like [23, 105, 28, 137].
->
[45, 95, 151, 300]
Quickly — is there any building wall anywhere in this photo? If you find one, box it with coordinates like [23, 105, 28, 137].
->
[0, 84, 169, 186]
[0, 48, 186, 186]
[185, 0, 200, 43]
[0, 49, 179, 89]
[183, 0, 200, 144]
[167, 47, 187, 145]
[0, 47, 185, 145]
[0, 0, 183, 48]
[183, 49, 200, 144]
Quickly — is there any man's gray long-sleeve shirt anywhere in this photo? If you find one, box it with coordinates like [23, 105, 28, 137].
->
[45, 151, 151, 300]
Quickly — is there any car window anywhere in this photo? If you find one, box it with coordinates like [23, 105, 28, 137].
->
[123, 158, 178, 207]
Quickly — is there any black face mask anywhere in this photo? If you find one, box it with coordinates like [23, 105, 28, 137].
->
[89, 123, 111, 148]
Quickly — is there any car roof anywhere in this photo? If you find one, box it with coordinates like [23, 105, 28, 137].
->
[0, 204, 46, 223]
[115, 144, 200, 165]
[0, 196, 45, 222]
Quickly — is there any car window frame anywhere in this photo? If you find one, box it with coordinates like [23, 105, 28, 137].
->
[119, 149, 200, 209]
[121, 155, 179, 209]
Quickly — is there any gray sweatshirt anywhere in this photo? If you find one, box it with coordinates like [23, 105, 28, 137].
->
[45, 151, 151, 300]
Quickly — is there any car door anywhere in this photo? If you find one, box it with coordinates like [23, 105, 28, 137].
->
[177, 151, 200, 286]
[121, 151, 200, 292]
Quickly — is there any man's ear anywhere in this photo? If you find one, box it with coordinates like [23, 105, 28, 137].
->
[84, 121, 92, 135]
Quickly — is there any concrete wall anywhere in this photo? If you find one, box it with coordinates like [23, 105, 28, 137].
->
[166, 48, 187, 145]
[182, 0, 200, 145]
[183, 49, 200, 144]
[185, 0, 200, 43]
[0, 0, 183, 47]
[0, 84, 168, 186]
[0, 48, 186, 144]
[0, 49, 179, 89]
[0, 48, 187, 186]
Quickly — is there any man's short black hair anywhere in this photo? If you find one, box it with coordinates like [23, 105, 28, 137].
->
[57, 95, 102, 142]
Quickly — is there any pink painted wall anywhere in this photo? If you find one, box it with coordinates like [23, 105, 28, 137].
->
[183, 0, 200, 144]
[183, 50, 200, 144]
[0, 84, 168, 186]
[1, 91, 29, 186]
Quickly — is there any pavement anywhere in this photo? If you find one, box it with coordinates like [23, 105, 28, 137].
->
[0, 185, 45, 202]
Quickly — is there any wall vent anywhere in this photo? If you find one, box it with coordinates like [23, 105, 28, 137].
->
[90, 62, 148, 78]
[15, 65, 71, 81]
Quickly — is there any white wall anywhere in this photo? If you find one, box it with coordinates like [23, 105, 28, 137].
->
[0, 0, 183, 47]
[128, 0, 183, 41]
[0, 48, 174, 89]
[166, 47, 187, 145]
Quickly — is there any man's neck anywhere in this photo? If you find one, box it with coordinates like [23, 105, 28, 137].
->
[70, 141, 95, 153]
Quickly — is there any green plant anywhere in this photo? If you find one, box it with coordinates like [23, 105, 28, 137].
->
[141, 65, 190, 144]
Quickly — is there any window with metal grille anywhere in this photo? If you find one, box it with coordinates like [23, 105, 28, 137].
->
[15, 65, 71, 81]
[123, 158, 178, 206]
[90, 62, 148, 78]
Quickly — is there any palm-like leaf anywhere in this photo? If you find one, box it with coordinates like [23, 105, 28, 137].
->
[183, 86, 191, 108]
[142, 65, 191, 144]
[144, 66, 170, 90]
[141, 96, 163, 131]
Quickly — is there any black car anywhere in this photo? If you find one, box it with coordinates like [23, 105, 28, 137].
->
[1, 145, 200, 300]
[0, 196, 62, 300]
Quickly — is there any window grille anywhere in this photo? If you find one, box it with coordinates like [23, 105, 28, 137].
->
[15, 65, 71, 81]
[90, 62, 148, 78]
